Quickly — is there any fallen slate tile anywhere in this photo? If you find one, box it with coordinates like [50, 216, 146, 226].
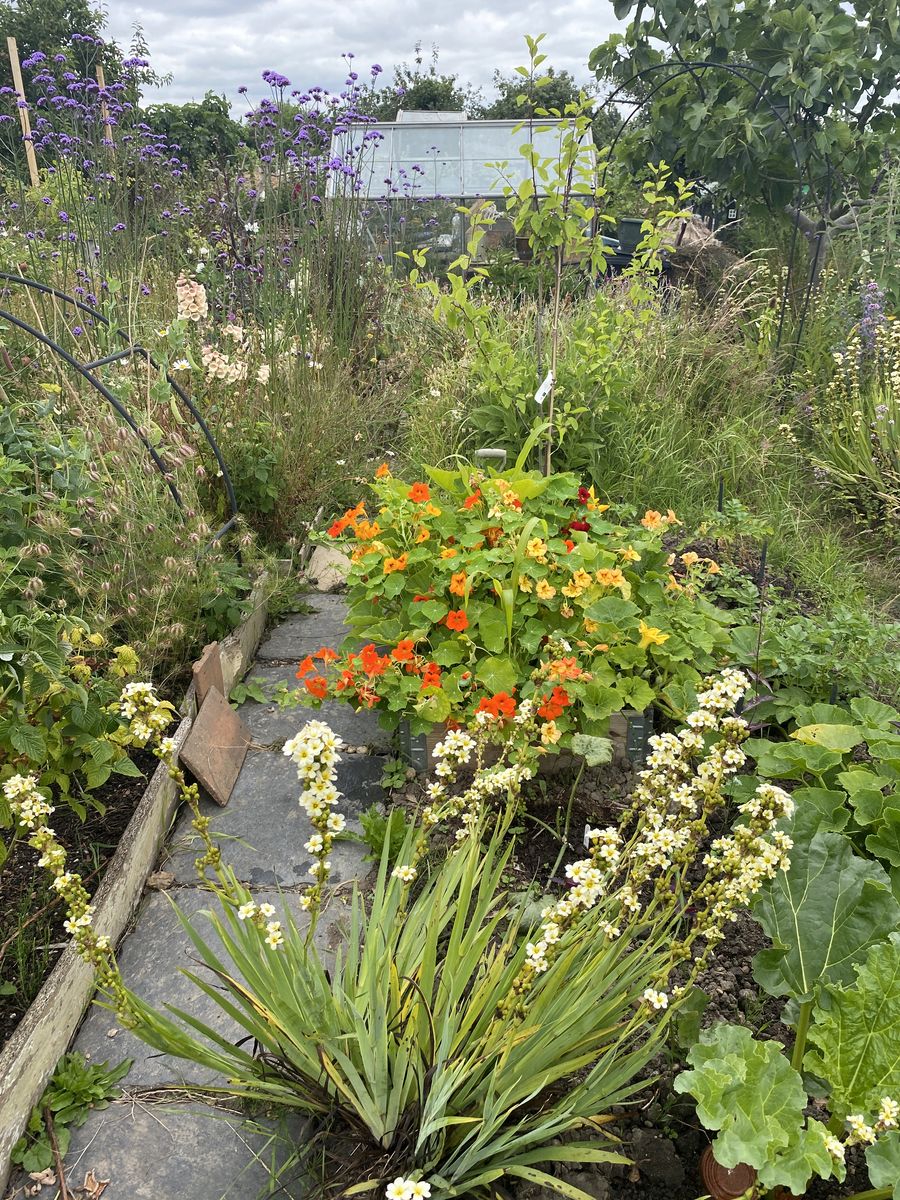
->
[73, 888, 354, 1088]
[234, 663, 392, 751]
[164, 750, 381, 886]
[59, 1101, 309, 1199]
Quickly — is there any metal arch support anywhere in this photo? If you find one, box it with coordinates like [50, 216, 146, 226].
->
[0, 270, 242, 556]
[598, 58, 834, 355]
[0, 306, 184, 509]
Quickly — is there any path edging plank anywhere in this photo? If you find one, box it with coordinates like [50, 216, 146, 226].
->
[0, 570, 274, 1186]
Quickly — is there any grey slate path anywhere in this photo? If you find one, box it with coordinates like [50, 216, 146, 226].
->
[60, 596, 386, 1199]
[235, 663, 391, 751]
[62, 1102, 308, 1199]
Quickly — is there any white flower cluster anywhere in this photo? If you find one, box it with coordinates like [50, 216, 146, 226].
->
[201, 343, 248, 384]
[2, 773, 53, 830]
[117, 681, 173, 747]
[844, 1097, 900, 1150]
[235, 898, 284, 949]
[385, 1179, 431, 1200]
[642, 988, 669, 1010]
[175, 274, 208, 321]
[284, 721, 346, 911]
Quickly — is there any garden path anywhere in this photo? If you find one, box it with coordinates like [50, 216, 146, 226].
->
[55, 595, 386, 1199]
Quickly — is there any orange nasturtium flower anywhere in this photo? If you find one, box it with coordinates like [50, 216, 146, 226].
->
[420, 662, 441, 690]
[439, 546, 458, 560]
[463, 489, 482, 509]
[375, 463, 391, 478]
[537, 686, 572, 721]
[408, 482, 431, 503]
[415, 526, 430, 544]
[383, 553, 409, 574]
[548, 656, 586, 683]
[476, 692, 516, 721]
[360, 644, 390, 676]
[424, 502, 442, 518]
[305, 675, 328, 700]
[316, 646, 339, 663]
[641, 509, 664, 531]
[445, 609, 469, 632]
[355, 519, 381, 541]
[392, 639, 416, 663]
[449, 571, 468, 597]
[596, 568, 627, 589]
[296, 655, 315, 679]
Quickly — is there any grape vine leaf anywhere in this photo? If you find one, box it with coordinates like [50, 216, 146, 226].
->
[673, 1024, 837, 1192]
[752, 830, 900, 1001]
[866, 1131, 900, 1200]
[805, 933, 900, 1121]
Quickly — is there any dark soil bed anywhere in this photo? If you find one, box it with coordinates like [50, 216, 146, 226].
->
[0, 747, 158, 1046]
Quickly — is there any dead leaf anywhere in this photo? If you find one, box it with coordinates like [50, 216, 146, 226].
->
[72, 1170, 110, 1200]
[146, 871, 176, 890]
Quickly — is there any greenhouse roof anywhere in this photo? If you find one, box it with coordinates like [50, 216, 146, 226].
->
[330, 116, 592, 200]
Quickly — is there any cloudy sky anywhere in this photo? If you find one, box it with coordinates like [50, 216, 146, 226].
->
[105, 0, 624, 108]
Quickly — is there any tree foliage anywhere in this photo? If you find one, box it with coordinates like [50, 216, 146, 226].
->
[144, 92, 244, 170]
[357, 43, 481, 121]
[0, 0, 117, 91]
[478, 67, 618, 149]
[589, 0, 900, 236]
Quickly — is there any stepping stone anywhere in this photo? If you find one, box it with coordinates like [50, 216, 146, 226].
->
[164, 750, 381, 886]
[73, 888, 353, 1089]
[256, 599, 351, 661]
[60, 1101, 308, 1199]
[234, 663, 392, 751]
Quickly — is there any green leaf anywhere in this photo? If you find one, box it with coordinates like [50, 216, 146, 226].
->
[789, 787, 850, 833]
[571, 734, 613, 767]
[584, 596, 640, 625]
[416, 599, 449, 625]
[791, 724, 865, 754]
[805, 933, 900, 1121]
[747, 739, 843, 781]
[8, 722, 47, 762]
[614, 676, 655, 713]
[478, 606, 508, 654]
[850, 698, 900, 730]
[418, 689, 451, 724]
[866, 1130, 900, 1199]
[475, 655, 518, 695]
[866, 812, 900, 868]
[112, 756, 144, 779]
[674, 1024, 813, 1183]
[752, 831, 900, 1001]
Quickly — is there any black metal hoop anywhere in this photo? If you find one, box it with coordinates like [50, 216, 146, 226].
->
[0, 271, 241, 555]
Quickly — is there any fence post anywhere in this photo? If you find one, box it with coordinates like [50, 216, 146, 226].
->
[6, 37, 40, 188]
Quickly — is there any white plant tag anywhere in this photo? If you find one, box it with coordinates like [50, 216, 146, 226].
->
[534, 370, 554, 406]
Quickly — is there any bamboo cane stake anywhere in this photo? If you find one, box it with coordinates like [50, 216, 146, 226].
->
[6, 36, 39, 187]
[96, 62, 114, 147]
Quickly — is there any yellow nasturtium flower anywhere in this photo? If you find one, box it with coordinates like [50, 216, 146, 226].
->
[638, 620, 670, 650]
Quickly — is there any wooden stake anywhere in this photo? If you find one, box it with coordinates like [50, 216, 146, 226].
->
[6, 36, 39, 188]
[96, 62, 114, 148]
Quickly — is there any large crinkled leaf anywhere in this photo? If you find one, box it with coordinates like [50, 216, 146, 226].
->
[866, 1131, 900, 1200]
[805, 933, 900, 1121]
[674, 1024, 835, 1193]
[867, 811, 900, 869]
[791, 723, 865, 754]
[752, 830, 900, 1001]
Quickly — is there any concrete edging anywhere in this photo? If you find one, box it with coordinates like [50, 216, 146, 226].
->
[0, 570, 273, 1185]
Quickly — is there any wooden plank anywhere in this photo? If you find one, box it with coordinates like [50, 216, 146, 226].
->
[6, 37, 39, 188]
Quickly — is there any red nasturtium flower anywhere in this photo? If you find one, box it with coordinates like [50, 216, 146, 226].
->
[408, 482, 431, 503]
[392, 639, 415, 663]
[577, 485, 591, 504]
[449, 571, 467, 597]
[316, 646, 338, 663]
[476, 692, 516, 721]
[463, 489, 482, 509]
[420, 662, 441, 690]
[360, 644, 390, 676]
[335, 668, 356, 692]
[305, 676, 328, 700]
[296, 655, 316, 679]
[445, 609, 469, 632]
[537, 686, 572, 721]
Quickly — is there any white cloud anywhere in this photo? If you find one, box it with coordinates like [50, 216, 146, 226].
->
[105, 0, 623, 107]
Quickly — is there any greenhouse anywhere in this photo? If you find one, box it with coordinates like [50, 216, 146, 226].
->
[329, 112, 595, 265]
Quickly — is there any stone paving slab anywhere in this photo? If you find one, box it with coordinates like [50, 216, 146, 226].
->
[235, 664, 392, 751]
[256, 598, 352, 661]
[74, 889, 354, 1088]
[164, 751, 381, 886]
[61, 1101, 308, 1199]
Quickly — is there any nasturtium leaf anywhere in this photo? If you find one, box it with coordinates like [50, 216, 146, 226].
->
[381, 572, 408, 599]
[805, 934, 900, 1122]
[791, 724, 865, 754]
[415, 599, 449, 625]
[417, 688, 451, 724]
[752, 831, 900, 1001]
[583, 596, 640, 625]
[475, 655, 518, 695]
[866, 811, 900, 868]
[674, 1024, 815, 1186]
[433, 641, 464, 667]
[851, 697, 900, 730]
[866, 1130, 900, 1199]
[477, 606, 508, 654]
